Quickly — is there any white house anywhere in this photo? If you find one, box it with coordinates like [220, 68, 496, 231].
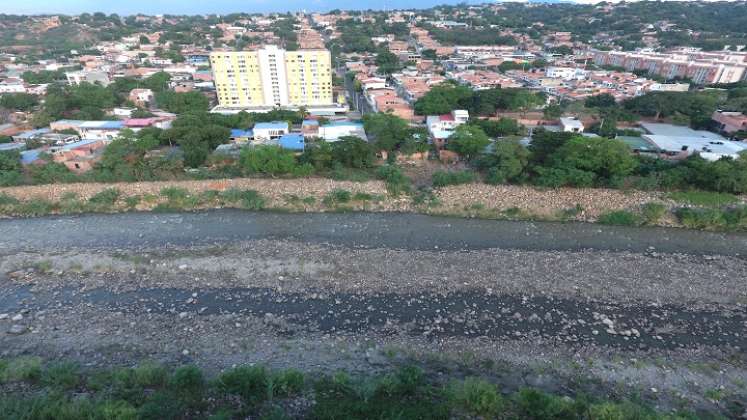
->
[426, 109, 469, 145]
[318, 121, 367, 142]
[253, 121, 289, 142]
[65, 70, 111, 86]
[545, 67, 588, 80]
[560, 117, 584, 133]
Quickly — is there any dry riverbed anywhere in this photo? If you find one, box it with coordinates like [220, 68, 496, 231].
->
[1, 211, 747, 417]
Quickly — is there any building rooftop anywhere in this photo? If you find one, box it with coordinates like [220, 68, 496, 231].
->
[79, 121, 125, 130]
[253, 121, 289, 130]
[640, 122, 725, 140]
[278, 133, 305, 151]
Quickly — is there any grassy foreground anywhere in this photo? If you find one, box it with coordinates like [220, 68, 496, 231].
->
[0, 356, 703, 420]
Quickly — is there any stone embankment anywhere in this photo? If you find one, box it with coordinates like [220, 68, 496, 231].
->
[0, 178, 671, 221]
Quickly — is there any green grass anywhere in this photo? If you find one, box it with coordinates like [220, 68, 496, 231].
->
[0, 357, 700, 420]
[448, 377, 504, 417]
[0, 192, 19, 207]
[641, 202, 668, 224]
[598, 210, 642, 226]
[667, 191, 739, 207]
[0, 357, 42, 383]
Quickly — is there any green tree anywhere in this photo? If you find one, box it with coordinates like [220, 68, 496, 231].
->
[362, 112, 412, 151]
[155, 91, 209, 114]
[480, 139, 530, 184]
[375, 51, 402, 75]
[447, 125, 490, 161]
[330, 136, 376, 169]
[0, 93, 39, 111]
[239, 145, 298, 176]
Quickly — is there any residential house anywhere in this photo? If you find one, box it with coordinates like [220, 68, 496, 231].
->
[560, 117, 584, 133]
[51, 139, 107, 172]
[129, 88, 155, 107]
[318, 121, 367, 142]
[253, 121, 289, 142]
[426, 109, 469, 148]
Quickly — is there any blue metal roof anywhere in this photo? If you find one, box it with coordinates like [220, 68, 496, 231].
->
[302, 119, 319, 126]
[14, 128, 50, 139]
[0, 142, 26, 152]
[230, 129, 253, 138]
[80, 121, 124, 130]
[325, 121, 363, 128]
[254, 121, 288, 130]
[58, 139, 101, 150]
[21, 150, 41, 165]
[278, 133, 305, 151]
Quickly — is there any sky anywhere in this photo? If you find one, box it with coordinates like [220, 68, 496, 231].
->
[2, 0, 480, 15]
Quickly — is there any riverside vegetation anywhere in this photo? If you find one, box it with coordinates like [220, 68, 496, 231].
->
[0, 356, 703, 420]
[2, 182, 747, 233]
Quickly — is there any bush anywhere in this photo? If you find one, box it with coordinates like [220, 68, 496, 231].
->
[641, 202, 667, 224]
[675, 208, 728, 230]
[377, 165, 411, 196]
[323, 189, 352, 206]
[431, 170, 476, 188]
[239, 145, 299, 176]
[41, 362, 81, 390]
[133, 362, 168, 388]
[217, 365, 271, 406]
[449, 377, 503, 417]
[160, 187, 189, 201]
[514, 388, 583, 419]
[598, 210, 641, 226]
[169, 365, 205, 406]
[16, 198, 55, 217]
[88, 188, 121, 206]
[271, 369, 305, 397]
[220, 188, 265, 210]
[0, 193, 19, 207]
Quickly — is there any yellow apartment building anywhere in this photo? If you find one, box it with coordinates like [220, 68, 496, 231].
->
[210, 45, 338, 112]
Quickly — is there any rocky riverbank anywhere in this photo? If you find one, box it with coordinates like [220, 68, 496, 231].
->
[1, 212, 747, 417]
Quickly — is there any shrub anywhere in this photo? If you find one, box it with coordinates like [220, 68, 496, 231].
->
[514, 388, 583, 419]
[272, 369, 305, 397]
[377, 165, 411, 196]
[323, 189, 352, 206]
[217, 365, 271, 406]
[169, 365, 205, 406]
[133, 361, 168, 388]
[641, 202, 667, 224]
[0, 193, 19, 207]
[88, 188, 121, 205]
[221, 188, 265, 210]
[17, 198, 55, 216]
[160, 187, 189, 202]
[597, 210, 641, 226]
[138, 391, 185, 420]
[124, 195, 142, 208]
[431, 170, 476, 188]
[41, 362, 81, 390]
[239, 145, 298, 176]
[449, 377, 503, 417]
[0, 357, 42, 383]
[675, 208, 727, 230]
[352, 192, 373, 201]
